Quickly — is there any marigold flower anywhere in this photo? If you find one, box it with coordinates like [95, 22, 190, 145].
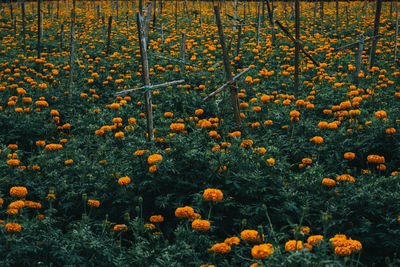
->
[170, 123, 185, 132]
[336, 174, 355, 182]
[147, 154, 163, 164]
[310, 136, 323, 144]
[8, 144, 18, 150]
[266, 158, 275, 166]
[203, 189, 223, 202]
[307, 235, 323, 245]
[300, 226, 310, 234]
[144, 223, 156, 229]
[88, 199, 100, 207]
[113, 224, 128, 232]
[175, 206, 194, 219]
[149, 165, 158, 173]
[10, 186, 28, 198]
[241, 139, 254, 148]
[0, 198, 3, 206]
[45, 144, 63, 151]
[118, 176, 131, 185]
[322, 178, 336, 187]
[251, 243, 274, 259]
[5, 222, 22, 233]
[367, 155, 385, 164]
[302, 158, 312, 164]
[164, 112, 174, 118]
[224, 236, 240, 246]
[344, 152, 355, 160]
[192, 219, 211, 231]
[195, 109, 204, 116]
[374, 110, 387, 119]
[386, 128, 396, 134]
[241, 230, 261, 242]
[209, 243, 231, 254]
[285, 240, 303, 251]
[228, 131, 241, 137]
[289, 110, 300, 117]
[149, 215, 164, 223]
[24, 201, 42, 209]
[9, 200, 25, 210]
[7, 208, 19, 215]
[7, 159, 20, 166]
[334, 246, 352, 256]
[65, 159, 74, 165]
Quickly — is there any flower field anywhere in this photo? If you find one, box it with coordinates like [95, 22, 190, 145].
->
[0, 0, 400, 265]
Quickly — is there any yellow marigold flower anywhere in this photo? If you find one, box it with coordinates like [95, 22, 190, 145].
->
[65, 159, 74, 165]
[7, 159, 20, 166]
[149, 215, 164, 223]
[118, 176, 131, 185]
[87, 199, 100, 207]
[266, 158, 275, 166]
[285, 240, 303, 251]
[175, 206, 194, 219]
[251, 243, 274, 259]
[209, 243, 231, 254]
[241, 230, 261, 242]
[191, 219, 211, 231]
[5, 222, 22, 233]
[149, 165, 158, 173]
[224, 236, 240, 246]
[170, 123, 185, 132]
[307, 235, 323, 245]
[147, 154, 163, 165]
[322, 178, 336, 187]
[9, 200, 25, 210]
[203, 188, 223, 202]
[10, 186, 28, 198]
[344, 152, 355, 160]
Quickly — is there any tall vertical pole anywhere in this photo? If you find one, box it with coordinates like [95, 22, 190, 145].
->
[37, 0, 41, 58]
[294, 0, 300, 93]
[370, 0, 382, 68]
[22, 1, 26, 51]
[394, 4, 399, 63]
[214, 6, 241, 127]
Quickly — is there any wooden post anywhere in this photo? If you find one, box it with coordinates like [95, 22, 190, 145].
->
[236, 23, 242, 57]
[320, 0, 324, 33]
[68, 0, 76, 91]
[214, 5, 241, 127]
[137, 12, 154, 141]
[37, 0, 42, 58]
[144, 3, 152, 45]
[106, 16, 112, 55]
[60, 23, 64, 49]
[152, 0, 156, 28]
[355, 34, 364, 84]
[336, 0, 339, 28]
[294, 0, 300, 93]
[345, 4, 349, 28]
[256, 0, 261, 46]
[175, 0, 178, 30]
[180, 32, 186, 71]
[233, 0, 238, 32]
[394, 4, 399, 63]
[22, 1, 26, 51]
[370, 0, 382, 68]
[266, 0, 275, 45]
[57, 0, 59, 19]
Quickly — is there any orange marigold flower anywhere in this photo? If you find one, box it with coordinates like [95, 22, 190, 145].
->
[289, 110, 300, 117]
[251, 243, 274, 259]
[307, 235, 323, 245]
[114, 131, 124, 138]
[322, 178, 336, 187]
[241, 230, 261, 242]
[149, 215, 164, 223]
[88, 199, 100, 207]
[285, 240, 303, 251]
[164, 112, 174, 118]
[5, 222, 22, 233]
[344, 152, 355, 160]
[175, 206, 195, 219]
[7, 208, 19, 215]
[191, 219, 211, 231]
[386, 128, 396, 134]
[224, 236, 240, 246]
[334, 246, 352, 256]
[336, 174, 355, 182]
[65, 159, 74, 165]
[144, 223, 156, 229]
[113, 224, 128, 232]
[44, 144, 63, 151]
[8, 144, 18, 150]
[228, 131, 241, 137]
[9, 200, 25, 210]
[302, 158, 312, 164]
[147, 154, 163, 164]
[118, 176, 131, 185]
[367, 155, 385, 164]
[203, 188, 223, 202]
[374, 110, 387, 119]
[266, 158, 275, 166]
[149, 165, 158, 173]
[10, 187, 28, 198]
[209, 243, 231, 254]
[195, 109, 204, 116]
[7, 159, 20, 166]
[310, 136, 323, 144]
[241, 139, 254, 148]
[170, 123, 185, 132]
[24, 201, 42, 209]
[134, 150, 149, 156]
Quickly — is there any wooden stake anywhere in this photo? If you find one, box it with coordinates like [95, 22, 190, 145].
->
[394, 4, 399, 63]
[68, 0, 76, 91]
[180, 32, 186, 71]
[213, 5, 241, 127]
[370, 0, 382, 68]
[37, 0, 41, 58]
[265, 0, 275, 45]
[22, 1, 26, 51]
[320, 0, 324, 33]
[256, 0, 261, 46]
[294, 0, 300, 93]
[355, 34, 364, 84]
[137, 12, 154, 141]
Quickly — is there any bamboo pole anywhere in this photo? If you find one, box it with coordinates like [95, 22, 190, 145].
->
[106, 16, 112, 55]
[394, 4, 399, 63]
[68, 0, 76, 91]
[370, 0, 382, 68]
[294, 0, 300, 92]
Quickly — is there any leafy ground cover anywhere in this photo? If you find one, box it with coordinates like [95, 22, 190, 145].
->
[0, 1, 399, 266]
